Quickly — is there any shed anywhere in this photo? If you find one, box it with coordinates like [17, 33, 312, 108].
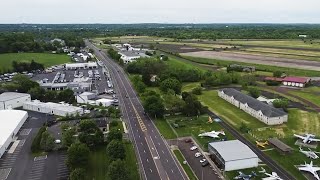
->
[268, 138, 293, 153]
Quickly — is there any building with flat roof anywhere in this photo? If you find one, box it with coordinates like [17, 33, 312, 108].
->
[208, 140, 258, 171]
[0, 110, 28, 158]
[219, 88, 288, 125]
[65, 62, 98, 70]
[0, 92, 31, 110]
[23, 100, 83, 117]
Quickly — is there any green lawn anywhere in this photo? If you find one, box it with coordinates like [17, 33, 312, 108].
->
[182, 82, 201, 92]
[88, 142, 140, 180]
[288, 88, 320, 107]
[0, 53, 70, 72]
[173, 149, 197, 180]
[217, 40, 320, 49]
[198, 90, 266, 129]
[154, 119, 177, 139]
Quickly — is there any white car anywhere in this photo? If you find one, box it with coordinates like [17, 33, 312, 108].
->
[190, 146, 198, 151]
[54, 139, 61, 144]
[200, 159, 207, 163]
[195, 152, 201, 158]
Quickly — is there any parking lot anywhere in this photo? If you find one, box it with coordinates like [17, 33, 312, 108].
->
[0, 111, 70, 180]
[168, 138, 222, 180]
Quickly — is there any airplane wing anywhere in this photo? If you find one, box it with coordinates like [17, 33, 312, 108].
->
[262, 177, 277, 180]
[294, 134, 305, 139]
[313, 167, 320, 171]
[298, 167, 310, 172]
[309, 138, 320, 142]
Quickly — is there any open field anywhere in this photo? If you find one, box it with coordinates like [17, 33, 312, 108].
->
[173, 149, 197, 180]
[95, 36, 173, 43]
[181, 51, 320, 71]
[0, 53, 70, 72]
[182, 55, 320, 77]
[159, 41, 235, 50]
[215, 40, 320, 50]
[245, 47, 320, 57]
[288, 87, 320, 107]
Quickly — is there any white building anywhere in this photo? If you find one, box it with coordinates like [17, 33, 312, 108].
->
[23, 100, 83, 117]
[208, 140, 258, 171]
[0, 92, 31, 110]
[96, 99, 114, 107]
[0, 110, 28, 158]
[65, 62, 98, 70]
[76, 92, 96, 104]
[218, 88, 288, 125]
[118, 51, 141, 64]
[282, 77, 310, 88]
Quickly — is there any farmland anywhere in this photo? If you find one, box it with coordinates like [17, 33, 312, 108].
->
[0, 53, 70, 72]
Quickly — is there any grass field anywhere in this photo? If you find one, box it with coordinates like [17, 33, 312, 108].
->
[182, 82, 201, 92]
[182, 55, 320, 77]
[159, 41, 235, 50]
[0, 53, 70, 72]
[217, 40, 320, 49]
[88, 142, 139, 180]
[288, 87, 320, 107]
[173, 149, 198, 180]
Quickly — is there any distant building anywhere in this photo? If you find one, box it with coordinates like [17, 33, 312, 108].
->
[282, 77, 310, 88]
[65, 62, 98, 70]
[208, 140, 258, 171]
[218, 88, 288, 125]
[0, 92, 31, 110]
[23, 100, 83, 117]
[118, 51, 142, 64]
[76, 92, 96, 104]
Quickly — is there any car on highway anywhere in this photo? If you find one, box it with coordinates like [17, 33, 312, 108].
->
[190, 146, 197, 151]
[195, 152, 201, 158]
[200, 159, 206, 163]
[201, 161, 209, 167]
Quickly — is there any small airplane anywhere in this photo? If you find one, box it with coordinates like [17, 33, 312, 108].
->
[198, 130, 225, 138]
[299, 147, 320, 159]
[259, 167, 283, 180]
[294, 133, 320, 144]
[256, 141, 269, 148]
[233, 171, 256, 180]
[297, 161, 320, 180]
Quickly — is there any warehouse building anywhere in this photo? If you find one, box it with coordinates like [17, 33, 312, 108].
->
[65, 62, 98, 70]
[23, 100, 83, 117]
[0, 92, 31, 110]
[219, 88, 288, 125]
[96, 98, 114, 107]
[282, 76, 310, 88]
[0, 110, 28, 158]
[76, 92, 96, 104]
[208, 140, 258, 171]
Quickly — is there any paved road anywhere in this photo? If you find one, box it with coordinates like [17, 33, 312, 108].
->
[86, 40, 188, 180]
[207, 111, 296, 180]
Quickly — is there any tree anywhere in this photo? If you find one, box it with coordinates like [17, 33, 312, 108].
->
[106, 140, 126, 160]
[66, 142, 90, 170]
[12, 74, 39, 93]
[40, 131, 55, 152]
[62, 128, 76, 148]
[182, 94, 206, 116]
[58, 89, 75, 104]
[248, 87, 261, 98]
[273, 71, 283, 77]
[70, 168, 87, 180]
[78, 120, 104, 147]
[143, 94, 165, 118]
[108, 159, 129, 180]
[31, 126, 46, 153]
[191, 86, 202, 95]
[28, 87, 45, 100]
[273, 99, 289, 109]
[160, 78, 182, 94]
[164, 93, 185, 115]
[107, 129, 123, 143]
[43, 90, 58, 102]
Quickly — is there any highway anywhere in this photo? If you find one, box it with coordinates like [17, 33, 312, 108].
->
[207, 111, 296, 180]
[86, 40, 188, 180]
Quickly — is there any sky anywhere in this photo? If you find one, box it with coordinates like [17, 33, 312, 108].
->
[1, 0, 320, 24]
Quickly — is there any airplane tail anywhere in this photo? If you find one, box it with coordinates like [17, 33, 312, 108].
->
[259, 167, 266, 173]
[251, 171, 257, 177]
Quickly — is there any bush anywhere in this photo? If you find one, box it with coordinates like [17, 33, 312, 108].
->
[31, 126, 47, 153]
[191, 86, 202, 95]
[248, 87, 261, 98]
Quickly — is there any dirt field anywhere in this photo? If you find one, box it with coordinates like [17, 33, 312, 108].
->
[156, 44, 203, 53]
[182, 51, 320, 71]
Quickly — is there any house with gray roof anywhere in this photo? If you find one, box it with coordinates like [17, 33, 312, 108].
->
[218, 88, 288, 125]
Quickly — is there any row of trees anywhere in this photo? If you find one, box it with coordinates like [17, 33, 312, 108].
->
[12, 60, 44, 73]
[107, 48, 124, 65]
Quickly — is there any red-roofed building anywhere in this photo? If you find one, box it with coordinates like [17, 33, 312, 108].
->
[264, 77, 283, 82]
[282, 77, 310, 88]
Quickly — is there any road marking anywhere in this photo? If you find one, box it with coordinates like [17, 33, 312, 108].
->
[171, 169, 174, 173]
[19, 129, 32, 136]
[149, 169, 152, 173]
[166, 159, 168, 162]
[144, 150, 146, 153]
[147, 159, 149, 162]
[0, 168, 11, 180]
[162, 150, 165, 154]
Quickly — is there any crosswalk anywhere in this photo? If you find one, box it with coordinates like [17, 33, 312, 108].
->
[27, 156, 47, 180]
[19, 129, 32, 136]
[56, 153, 69, 180]
[0, 140, 24, 169]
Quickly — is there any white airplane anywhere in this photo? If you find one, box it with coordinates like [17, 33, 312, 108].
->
[198, 130, 225, 138]
[233, 171, 256, 180]
[299, 147, 320, 159]
[297, 161, 320, 180]
[294, 133, 320, 144]
[259, 167, 283, 180]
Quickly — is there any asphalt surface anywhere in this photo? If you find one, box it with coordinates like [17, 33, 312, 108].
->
[207, 111, 296, 180]
[86, 40, 188, 180]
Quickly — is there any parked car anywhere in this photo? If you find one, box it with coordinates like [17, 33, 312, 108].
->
[54, 139, 61, 144]
[200, 159, 207, 163]
[201, 161, 209, 167]
[190, 146, 198, 151]
[195, 152, 201, 158]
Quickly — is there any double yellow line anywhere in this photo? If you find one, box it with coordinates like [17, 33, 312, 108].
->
[132, 105, 147, 132]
